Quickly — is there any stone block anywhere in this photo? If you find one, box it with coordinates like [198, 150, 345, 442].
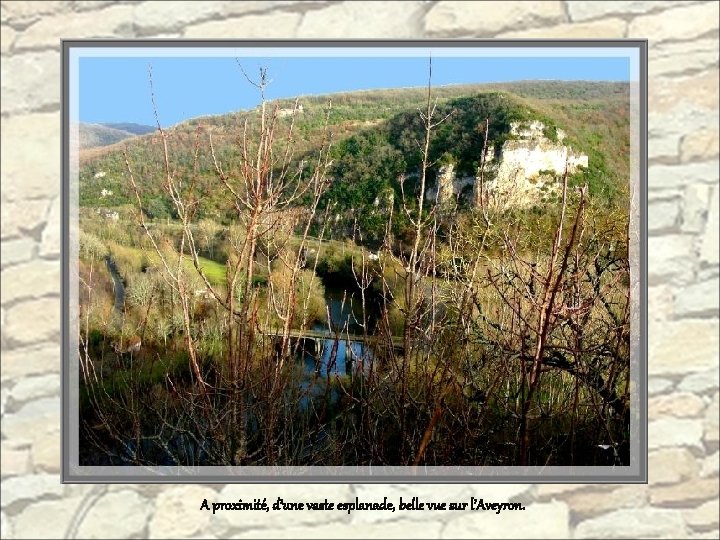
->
[185, 12, 301, 38]
[564, 486, 647, 519]
[704, 392, 719, 444]
[649, 320, 719, 375]
[0, 444, 31, 477]
[14, 5, 133, 49]
[441, 501, 569, 539]
[701, 187, 719, 265]
[683, 499, 720, 530]
[499, 18, 626, 39]
[628, 2, 720, 42]
[574, 508, 687, 538]
[650, 162, 719, 193]
[648, 448, 700, 485]
[648, 235, 695, 284]
[0, 473, 63, 508]
[11, 496, 83, 540]
[39, 196, 61, 257]
[682, 128, 720, 162]
[682, 183, 712, 234]
[648, 418, 704, 450]
[1, 112, 61, 199]
[9, 373, 60, 404]
[1, 260, 60, 305]
[148, 486, 220, 539]
[0, 52, 60, 115]
[1, 344, 60, 383]
[674, 278, 720, 318]
[4, 297, 60, 345]
[425, 1, 565, 36]
[649, 197, 680, 233]
[649, 392, 706, 420]
[650, 477, 720, 506]
[678, 369, 720, 395]
[0, 198, 50, 239]
[77, 490, 151, 539]
[651, 38, 720, 78]
[1, 238, 35, 268]
[298, 2, 426, 38]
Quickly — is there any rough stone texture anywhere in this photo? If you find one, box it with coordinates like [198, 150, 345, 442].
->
[678, 368, 720, 395]
[499, 18, 627, 39]
[674, 278, 720, 317]
[0, 198, 51, 240]
[563, 486, 648, 519]
[650, 477, 720, 507]
[1, 344, 60, 382]
[39, 196, 60, 257]
[628, 2, 720, 43]
[0, 237, 35, 268]
[1, 112, 61, 199]
[683, 499, 720, 530]
[681, 128, 720, 162]
[148, 486, 218, 539]
[649, 392, 706, 420]
[9, 374, 61, 404]
[1, 397, 59, 448]
[704, 392, 719, 444]
[648, 448, 699, 485]
[648, 235, 696, 284]
[0, 51, 60, 115]
[0, 1, 718, 539]
[10, 496, 83, 540]
[425, 1, 566, 36]
[0, 511, 10, 540]
[574, 508, 688, 539]
[650, 39, 720, 78]
[14, 4, 134, 49]
[648, 417, 704, 450]
[700, 451, 719, 478]
[132, 1, 297, 34]
[0, 23, 15, 52]
[4, 297, 61, 345]
[682, 183, 712, 234]
[441, 501, 569, 539]
[0, 445, 31, 478]
[77, 491, 152, 539]
[567, 1, 696, 21]
[650, 162, 720, 193]
[0, 474, 64, 509]
[702, 187, 720, 265]
[184, 12, 302, 38]
[1, 260, 61, 304]
[298, 2, 425, 38]
[649, 197, 680, 233]
[30, 429, 61, 473]
[649, 319, 719, 374]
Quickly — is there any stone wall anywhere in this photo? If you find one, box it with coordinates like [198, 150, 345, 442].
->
[1, 1, 719, 538]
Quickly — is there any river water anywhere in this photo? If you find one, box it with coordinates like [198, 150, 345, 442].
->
[297, 284, 374, 408]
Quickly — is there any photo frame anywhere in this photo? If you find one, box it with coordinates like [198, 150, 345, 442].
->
[62, 39, 647, 483]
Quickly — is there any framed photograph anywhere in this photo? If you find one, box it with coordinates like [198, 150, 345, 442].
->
[63, 40, 647, 482]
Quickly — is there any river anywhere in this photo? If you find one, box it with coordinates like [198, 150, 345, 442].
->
[297, 283, 375, 409]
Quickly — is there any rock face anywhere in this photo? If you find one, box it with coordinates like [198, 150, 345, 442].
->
[427, 120, 588, 207]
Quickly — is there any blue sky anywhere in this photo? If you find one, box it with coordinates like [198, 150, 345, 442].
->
[79, 56, 630, 127]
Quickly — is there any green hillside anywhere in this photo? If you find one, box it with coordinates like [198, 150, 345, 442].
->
[79, 81, 629, 234]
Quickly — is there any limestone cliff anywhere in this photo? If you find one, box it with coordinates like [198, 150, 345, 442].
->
[427, 120, 588, 207]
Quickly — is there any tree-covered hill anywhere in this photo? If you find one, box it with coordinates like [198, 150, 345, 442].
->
[79, 80, 629, 234]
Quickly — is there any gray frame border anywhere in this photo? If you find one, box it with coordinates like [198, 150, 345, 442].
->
[62, 39, 648, 484]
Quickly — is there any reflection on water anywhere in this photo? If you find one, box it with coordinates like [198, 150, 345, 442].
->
[297, 285, 374, 409]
